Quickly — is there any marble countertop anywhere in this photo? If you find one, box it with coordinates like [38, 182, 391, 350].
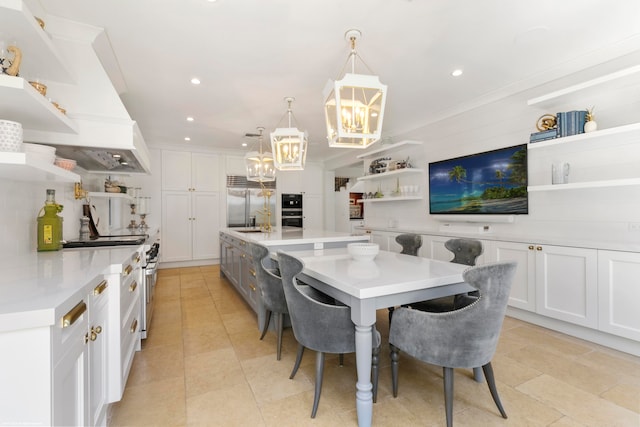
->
[222, 228, 370, 246]
[0, 245, 141, 332]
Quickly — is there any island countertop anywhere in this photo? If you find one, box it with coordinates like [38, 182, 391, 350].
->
[221, 228, 370, 247]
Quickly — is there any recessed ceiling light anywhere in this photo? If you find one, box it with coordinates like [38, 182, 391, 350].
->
[241, 142, 247, 147]
[187, 117, 194, 122]
[184, 137, 191, 142]
[190, 78, 201, 85]
[451, 69, 463, 77]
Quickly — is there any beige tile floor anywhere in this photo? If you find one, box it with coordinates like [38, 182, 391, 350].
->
[108, 265, 640, 427]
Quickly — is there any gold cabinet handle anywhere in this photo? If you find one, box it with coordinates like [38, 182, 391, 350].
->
[129, 281, 138, 292]
[249, 268, 256, 277]
[90, 325, 103, 341]
[528, 245, 535, 250]
[130, 319, 138, 334]
[133, 253, 141, 263]
[85, 332, 90, 344]
[536, 246, 542, 251]
[93, 280, 108, 295]
[123, 264, 133, 276]
[62, 301, 86, 328]
[241, 254, 246, 259]
[249, 284, 256, 292]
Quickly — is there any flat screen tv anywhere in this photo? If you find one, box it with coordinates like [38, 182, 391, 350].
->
[428, 144, 528, 215]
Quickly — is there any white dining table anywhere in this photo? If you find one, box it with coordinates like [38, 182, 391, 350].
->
[279, 247, 474, 427]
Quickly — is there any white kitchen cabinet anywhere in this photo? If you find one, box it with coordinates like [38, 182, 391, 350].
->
[162, 151, 219, 192]
[492, 241, 537, 311]
[106, 249, 142, 403]
[161, 150, 221, 263]
[598, 250, 640, 341]
[88, 278, 109, 427]
[162, 191, 220, 262]
[52, 298, 89, 427]
[492, 241, 598, 327]
[303, 193, 323, 230]
[277, 162, 323, 194]
[368, 230, 398, 251]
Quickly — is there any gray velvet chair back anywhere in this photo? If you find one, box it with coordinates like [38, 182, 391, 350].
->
[445, 238, 483, 266]
[395, 233, 423, 256]
[249, 243, 288, 314]
[277, 251, 356, 354]
[390, 261, 517, 368]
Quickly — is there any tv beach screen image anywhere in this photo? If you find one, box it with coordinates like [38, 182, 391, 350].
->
[429, 144, 528, 215]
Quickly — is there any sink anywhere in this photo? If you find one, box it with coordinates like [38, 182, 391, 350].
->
[235, 229, 264, 233]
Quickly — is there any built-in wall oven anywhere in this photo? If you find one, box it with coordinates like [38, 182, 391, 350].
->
[140, 240, 160, 339]
[282, 193, 303, 229]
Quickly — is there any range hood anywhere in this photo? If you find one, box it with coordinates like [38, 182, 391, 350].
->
[24, 117, 151, 174]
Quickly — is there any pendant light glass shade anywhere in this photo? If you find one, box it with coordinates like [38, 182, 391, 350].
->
[245, 127, 276, 182]
[270, 97, 308, 170]
[324, 29, 387, 149]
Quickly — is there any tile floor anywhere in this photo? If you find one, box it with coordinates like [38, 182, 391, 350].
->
[108, 265, 640, 426]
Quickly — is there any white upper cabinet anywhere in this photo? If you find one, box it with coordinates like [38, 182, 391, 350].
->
[161, 151, 219, 192]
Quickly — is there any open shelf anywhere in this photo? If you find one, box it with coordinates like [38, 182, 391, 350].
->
[527, 64, 640, 109]
[527, 122, 640, 153]
[359, 196, 422, 203]
[0, 0, 75, 83]
[357, 168, 424, 181]
[87, 192, 134, 201]
[356, 140, 423, 159]
[0, 76, 78, 134]
[0, 151, 80, 182]
[528, 178, 640, 192]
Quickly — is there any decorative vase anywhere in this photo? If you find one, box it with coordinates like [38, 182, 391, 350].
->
[584, 120, 597, 133]
[0, 44, 22, 76]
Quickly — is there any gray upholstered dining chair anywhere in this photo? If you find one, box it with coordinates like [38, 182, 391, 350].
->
[249, 242, 289, 360]
[389, 261, 517, 427]
[277, 251, 381, 418]
[395, 233, 423, 256]
[388, 233, 423, 322]
[410, 238, 483, 312]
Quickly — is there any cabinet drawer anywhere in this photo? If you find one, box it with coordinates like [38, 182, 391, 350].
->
[120, 269, 140, 317]
[120, 296, 140, 381]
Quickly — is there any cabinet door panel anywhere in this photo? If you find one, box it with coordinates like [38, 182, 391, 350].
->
[302, 194, 323, 231]
[161, 151, 192, 191]
[192, 154, 219, 192]
[598, 250, 640, 340]
[536, 245, 597, 327]
[192, 192, 220, 259]
[493, 241, 536, 311]
[162, 192, 192, 261]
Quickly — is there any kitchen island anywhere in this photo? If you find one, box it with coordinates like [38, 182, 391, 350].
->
[219, 228, 369, 329]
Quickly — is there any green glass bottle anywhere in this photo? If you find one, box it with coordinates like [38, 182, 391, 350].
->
[37, 189, 64, 251]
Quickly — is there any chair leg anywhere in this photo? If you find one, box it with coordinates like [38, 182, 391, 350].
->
[390, 344, 399, 397]
[259, 310, 272, 340]
[482, 362, 507, 419]
[275, 312, 284, 361]
[372, 345, 379, 403]
[339, 353, 344, 366]
[311, 351, 325, 418]
[388, 306, 395, 324]
[289, 344, 305, 379]
[443, 367, 454, 427]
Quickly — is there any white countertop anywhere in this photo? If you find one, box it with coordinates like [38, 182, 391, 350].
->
[222, 228, 370, 246]
[0, 246, 141, 332]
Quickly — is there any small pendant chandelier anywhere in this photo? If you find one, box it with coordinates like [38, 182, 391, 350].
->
[270, 97, 308, 171]
[245, 127, 276, 182]
[323, 29, 387, 149]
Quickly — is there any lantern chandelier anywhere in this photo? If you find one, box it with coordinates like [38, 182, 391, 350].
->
[245, 127, 276, 182]
[323, 29, 388, 149]
[270, 97, 308, 171]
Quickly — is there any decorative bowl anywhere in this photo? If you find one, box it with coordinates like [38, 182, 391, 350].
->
[347, 243, 380, 262]
[54, 157, 76, 171]
[29, 81, 47, 96]
[0, 119, 23, 152]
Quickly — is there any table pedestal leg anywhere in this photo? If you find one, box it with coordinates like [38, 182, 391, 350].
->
[355, 324, 372, 427]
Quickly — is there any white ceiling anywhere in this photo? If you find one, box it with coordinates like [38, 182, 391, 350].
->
[31, 0, 640, 165]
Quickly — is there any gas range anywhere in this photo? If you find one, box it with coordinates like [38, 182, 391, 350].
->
[62, 234, 148, 248]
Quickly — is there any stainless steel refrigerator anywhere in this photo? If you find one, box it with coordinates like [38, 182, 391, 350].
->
[226, 176, 276, 228]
